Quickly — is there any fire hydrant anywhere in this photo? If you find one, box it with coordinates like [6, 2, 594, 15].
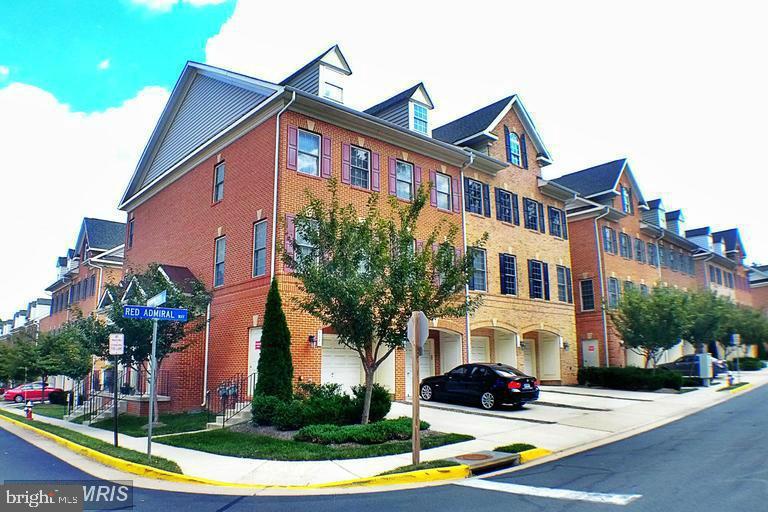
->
[24, 400, 33, 420]
[727, 372, 735, 386]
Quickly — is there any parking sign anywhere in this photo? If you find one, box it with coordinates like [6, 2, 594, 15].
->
[109, 333, 125, 355]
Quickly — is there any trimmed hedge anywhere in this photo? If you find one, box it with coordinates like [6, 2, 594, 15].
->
[47, 390, 72, 405]
[727, 357, 765, 371]
[252, 382, 393, 430]
[495, 443, 536, 453]
[578, 367, 682, 391]
[294, 417, 429, 445]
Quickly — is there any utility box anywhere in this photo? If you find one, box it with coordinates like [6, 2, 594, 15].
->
[697, 353, 713, 379]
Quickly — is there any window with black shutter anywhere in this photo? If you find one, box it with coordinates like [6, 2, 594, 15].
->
[580, 279, 595, 311]
[495, 189, 513, 223]
[464, 178, 483, 215]
[499, 253, 517, 295]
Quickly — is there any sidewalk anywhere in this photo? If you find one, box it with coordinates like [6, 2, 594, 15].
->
[2, 370, 766, 486]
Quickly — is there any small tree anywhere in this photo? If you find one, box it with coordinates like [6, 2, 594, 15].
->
[684, 290, 729, 354]
[721, 304, 768, 358]
[38, 322, 95, 382]
[255, 279, 293, 400]
[284, 180, 482, 423]
[95, 264, 211, 422]
[1, 331, 43, 383]
[610, 286, 690, 367]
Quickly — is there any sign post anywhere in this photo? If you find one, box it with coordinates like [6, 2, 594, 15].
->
[121, 291, 187, 462]
[407, 311, 429, 465]
[731, 333, 741, 383]
[108, 334, 124, 447]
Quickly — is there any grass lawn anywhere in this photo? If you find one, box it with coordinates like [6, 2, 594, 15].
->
[378, 459, 460, 476]
[159, 429, 473, 461]
[88, 412, 209, 437]
[494, 443, 536, 453]
[717, 382, 750, 392]
[0, 409, 181, 474]
[28, 404, 68, 419]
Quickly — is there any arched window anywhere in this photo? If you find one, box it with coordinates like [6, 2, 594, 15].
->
[507, 131, 521, 166]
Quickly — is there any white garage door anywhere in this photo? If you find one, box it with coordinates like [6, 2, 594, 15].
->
[321, 335, 362, 394]
[470, 336, 490, 363]
[406, 339, 435, 398]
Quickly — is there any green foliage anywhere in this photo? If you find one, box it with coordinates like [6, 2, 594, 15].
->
[251, 393, 283, 426]
[255, 279, 294, 400]
[495, 443, 536, 453]
[727, 357, 764, 371]
[37, 322, 94, 380]
[294, 417, 429, 445]
[0, 332, 43, 382]
[378, 459, 460, 475]
[578, 367, 683, 391]
[684, 290, 729, 350]
[47, 390, 71, 405]
[610, 286, 690, 367]
[350, 383, 392, 423]
[721, 304, 768, 348]
[283, 179, 484, 423]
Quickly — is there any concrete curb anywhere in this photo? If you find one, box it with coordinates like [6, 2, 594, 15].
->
[0, 412, 472, 489]
[517, 447, 552, 464]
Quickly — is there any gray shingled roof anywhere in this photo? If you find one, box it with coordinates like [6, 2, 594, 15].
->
[432, 96, 514, 144]
[83, 218, 125, 250]
[685, 227, 710, 237]
[552, 159, 627, 197]
[665, 210, 683, 221]
[365, 84, 422, 117]
[647, 199, 663, 209]
[712, 228, 744, 255]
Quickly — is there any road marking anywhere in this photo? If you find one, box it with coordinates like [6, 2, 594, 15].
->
[455, 478, 642, 506]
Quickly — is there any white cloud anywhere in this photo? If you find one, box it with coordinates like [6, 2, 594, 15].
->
[206, 0, 768, 264]
[131, 0, 226, 11]
[0, 83, 168, 319]
[0, 65, 9, 79]
[98, 59, 110, 70]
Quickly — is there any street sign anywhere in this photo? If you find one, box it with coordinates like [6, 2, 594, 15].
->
[122, 305, 188, 322]
[147, 290, 167, 308]
[407, 311, 429, 350]
[108, 333, 124, 356]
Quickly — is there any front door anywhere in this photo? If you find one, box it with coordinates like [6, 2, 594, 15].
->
[247, 327, 262, 395]
[582, 339, 599, 367]
[470, 337, 490, 363]
[522, 340, 537, 377]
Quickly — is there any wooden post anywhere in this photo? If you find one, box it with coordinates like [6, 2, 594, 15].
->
[412, 315, 421, 465]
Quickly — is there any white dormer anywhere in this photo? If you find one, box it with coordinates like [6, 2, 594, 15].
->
[408, 85, 433, 135]
[365, 83, 434, 135]
[281, 45, 352, 105]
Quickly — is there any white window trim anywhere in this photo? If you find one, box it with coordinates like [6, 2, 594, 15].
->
[297, 129, 321, 176]
[409, 101, 430, 136]
[214, 236, 226, 288]
[252, 220, 267, 278]
[350, 146, 372, 190]
[435, 172, 452, 211]
[471, 248, 488, 292]
[508, 131, 522, 166]
[396, 160, 415, 201]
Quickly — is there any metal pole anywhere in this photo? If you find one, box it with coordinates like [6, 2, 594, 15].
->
[147, 319, 158, 461]
[113, 356, 119, 447]
[412, 316, 421, 465]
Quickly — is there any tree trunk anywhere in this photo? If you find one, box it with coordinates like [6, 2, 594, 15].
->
[360, 367, 375, 425]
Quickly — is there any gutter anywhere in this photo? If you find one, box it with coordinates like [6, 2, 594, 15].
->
[269, 91, 297, 280]
[460, 151, 474, 363]
[593, 207, 611, 367]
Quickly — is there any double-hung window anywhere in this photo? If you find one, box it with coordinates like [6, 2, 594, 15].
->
[648, 243, 658, 266]
[507, 131, 521, 166]
[556, 266, 573, 303]
[524, 198, 541, 231]
[253, 221, 267, 277]
[323, 82, 343, 103]
[709, 265, 717, 283]
[496, 189, 513, 223]
[528, 259, 549, 300]
[413, 103, 428, 134]
[469, 248, 487, 292]
[607, 277, 621, 309]
[297, 130, 321, 176]
[396, 160, 414, 201]
[435, 173, 451, 210]
[350, 146, 371, 189]
[635, 238, 646, 263]
[580, 279, 595, 311]
[603, 226, 617, 254]
[640, 284, 649, 295]
[499, 253, 517, 295]
[619, 233, 631, 258]
[548, 207, 565, 238]
[659, 244, 667, 268]
[620, 186, 633, 214]
[715, 267, 723, 285]
[465, 178, 483, 215]
[214, 236, 226, 287]
[295, 221, 316, 261]
[213, 162, 225, 202]
[624, 280, 635, 293]
[127, 218, 135, 248]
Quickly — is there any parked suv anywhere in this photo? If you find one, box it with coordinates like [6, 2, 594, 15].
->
[3, 382, 62, 403]
[657, 355, 727, 377]
[419, 363, 539, 410]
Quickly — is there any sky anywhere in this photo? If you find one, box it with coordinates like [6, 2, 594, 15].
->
[1, 0, 766, 319]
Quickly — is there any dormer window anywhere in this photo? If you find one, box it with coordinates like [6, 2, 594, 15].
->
[620, 186, 633, 214]
[412, 103, 428, 134]
[322, 82, 343, 103]
[507, 131, 521, 166]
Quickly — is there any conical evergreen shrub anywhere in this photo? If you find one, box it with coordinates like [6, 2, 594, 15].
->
[255, 279, 294, 400]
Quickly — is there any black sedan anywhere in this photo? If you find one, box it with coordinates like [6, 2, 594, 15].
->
[419, 363, 539, 410]
[657, 354, 728, 377]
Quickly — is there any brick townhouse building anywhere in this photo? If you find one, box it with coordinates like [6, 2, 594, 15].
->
[750, 265, 768, 315]
[553, 159, 703, 368]
[118, 45, 582, 412]
[0, 298, 51, 340]
[40, 217, 125, 332]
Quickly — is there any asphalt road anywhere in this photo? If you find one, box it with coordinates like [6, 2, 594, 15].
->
[2, 385, 767, 511]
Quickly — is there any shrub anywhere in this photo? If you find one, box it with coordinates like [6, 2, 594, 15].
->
[255, 279, 293, 401]
[48, 390, 72, 405]
[348, 383, 392, 423]
[294, 417, 430, 445]
[272, 400, 307, 431]
[727, 357, 764, 371]
[495, 443, 536, 453]
[578, 367, 682, 391]
[251, 393, 283, 426]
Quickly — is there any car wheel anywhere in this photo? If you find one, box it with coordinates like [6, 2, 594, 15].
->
[14, 395, 23, 403]
[420, 384, 434, 401]
[480, 391, 496, 410]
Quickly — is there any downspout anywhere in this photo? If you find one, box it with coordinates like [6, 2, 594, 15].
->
[460, 152, 474, 363]
[201, 302, 211, 407]
[653, 232, 664, 281]
[593, 207, 611, 366]
[269, 90, 297, 280]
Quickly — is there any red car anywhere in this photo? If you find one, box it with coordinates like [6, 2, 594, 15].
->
[3, 382, 62, 403]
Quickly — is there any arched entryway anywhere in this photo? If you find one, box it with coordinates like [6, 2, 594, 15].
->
[469, 326, 520, 367]
[520, 329, 562, 383]
[405, 328, 462, 398]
